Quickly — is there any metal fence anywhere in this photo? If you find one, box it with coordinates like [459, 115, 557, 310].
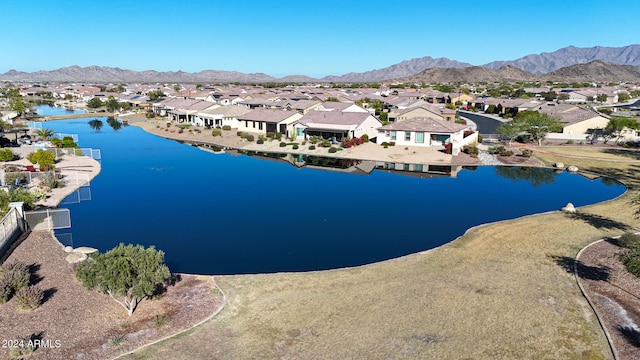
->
[25, 208, 71, 231]
[0, 207, 26, 256]
[60, 187, 92, 205]
[47, 147, 101, 160]
[54, 231, 73, 248]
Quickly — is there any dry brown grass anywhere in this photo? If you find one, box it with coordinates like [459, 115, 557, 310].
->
[121, 146, 640, 360]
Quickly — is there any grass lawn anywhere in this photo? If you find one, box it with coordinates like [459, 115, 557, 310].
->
[122, 146, 640, 360]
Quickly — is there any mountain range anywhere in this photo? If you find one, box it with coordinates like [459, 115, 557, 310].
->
[2, 45, 640, 84]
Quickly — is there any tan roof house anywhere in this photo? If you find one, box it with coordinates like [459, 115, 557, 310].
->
[237, 109, 303, 138]
[376, 117, 478, 155]
[294, 111, 382, 141]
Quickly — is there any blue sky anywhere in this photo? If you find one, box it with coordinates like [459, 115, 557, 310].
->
[2, 0, 638, 78]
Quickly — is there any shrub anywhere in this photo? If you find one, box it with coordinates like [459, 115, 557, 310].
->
[321, 140, 331, 148]
[292, 145, 299, 149]
[310, 136, 318, 144]
[0, 148, 15, 162]
[279, 142, 287, 147]
[15, 285, 44, 310]
[266, 132, 275, 139]
[236, 131, 243, 137]
[257, 139, 264, 144]
[0, 261, 30, 292]
[328, 147, 338, 153]
[363, 134, 369, 142]
[8, 335, 36, 358]
[567, 139, 574, 145]
[245, 134, 255, 142]
[309, 145, 316, 150]
[0, 281, 11, 303]
[4, 172, 26, 187]
[502, 150, 514, 156]
[110, 334, 127, 346]
[477, 134, 483, 143]
[275, 132, 283, 140]
[488, 145, 506, 155]
[618, 233, 640, 251]
[212, 128, 222, 137]
[463, 145, 479, 157]
[389, 142, 395, 146]
[178, 128, 184, 134]
[166, 122, 172, 128]
[154, 315, 168, 328]
[41, 171, 61, 189]
[520, 148, 533, 158]
[222, 125, 231, 131]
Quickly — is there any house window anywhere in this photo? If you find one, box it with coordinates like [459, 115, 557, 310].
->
[259, 122, 263, 130]
[389, 163, 395, 170]
[403, 164, 409, 171]
[391, 131, 396, 140]
[416, 132, 424, 143]
[414, 164, 423, 171]
[405, 132, 411, 141]
[252, 121, 256, 128]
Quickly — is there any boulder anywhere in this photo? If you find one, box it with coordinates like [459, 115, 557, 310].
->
[567, 165, 579, 173]
[63, 246, 74, 253]
[561, 203, 576, 213]
[74, 246, 98, 254]
[65, 252, 88, 263]
[553, 162, 565, 169]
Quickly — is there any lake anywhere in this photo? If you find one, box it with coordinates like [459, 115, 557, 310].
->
[36, 107, 626, 275]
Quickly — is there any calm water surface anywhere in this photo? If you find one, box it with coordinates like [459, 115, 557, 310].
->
[37, 107, 625, 274]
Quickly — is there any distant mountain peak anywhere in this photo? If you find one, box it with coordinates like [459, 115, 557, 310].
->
[483, 44, 640, 74]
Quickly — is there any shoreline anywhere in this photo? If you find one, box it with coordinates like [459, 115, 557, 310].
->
[121, 114, 487, 166]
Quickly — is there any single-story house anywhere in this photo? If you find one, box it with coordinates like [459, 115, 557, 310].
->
[376, 117, 478, 155]
[195, 105, 252, 128]
[387, 105, 455, 123]
[294, 111, 382, 141]
[537, 103, 610, 135]
[237, 109, 303, 138]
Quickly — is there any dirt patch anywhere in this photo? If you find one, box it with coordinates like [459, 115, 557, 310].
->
[0, 231, 223, 360]
[577, 240, 640, 359]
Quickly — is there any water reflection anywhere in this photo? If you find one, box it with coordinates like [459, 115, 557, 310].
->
[494, 166, 559, 187]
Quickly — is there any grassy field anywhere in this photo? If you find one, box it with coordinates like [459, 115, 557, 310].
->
[122, 146, 640, 360]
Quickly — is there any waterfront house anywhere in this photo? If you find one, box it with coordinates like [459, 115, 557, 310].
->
[387, 104, 455, 123]
[195, 105, 252, 128]
[294, 111, 382, 141]
[376, 117, 477, 155]
[237, 109, 303, 138]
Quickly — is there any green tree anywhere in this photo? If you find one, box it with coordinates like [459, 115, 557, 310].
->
[86, 97, 104, 109]
[105, 96, 120, 113]
[147, 90, 165, 101]
[196, 84, 203, 90]
[174, 85, 181, 92]
[74, 243, 171, 316]
[596, 93, 608, 102]
[512, 111, 563, 146]
[496, 120, 523, 146]
[27, 149, 56, 170]
[617, 92, 631, 103]
[541, 91, 557, 101]
[35, 128, 55, 141]
[604, 117, 640, 144]
[9, 97, 26, 115]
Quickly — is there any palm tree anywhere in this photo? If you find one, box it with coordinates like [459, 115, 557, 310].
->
[88, 119, 103, 131]
[35, 128, 55, 141]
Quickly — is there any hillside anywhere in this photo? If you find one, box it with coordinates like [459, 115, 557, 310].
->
[403, 65, 536, 84]
[483, 44, 640, 74]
